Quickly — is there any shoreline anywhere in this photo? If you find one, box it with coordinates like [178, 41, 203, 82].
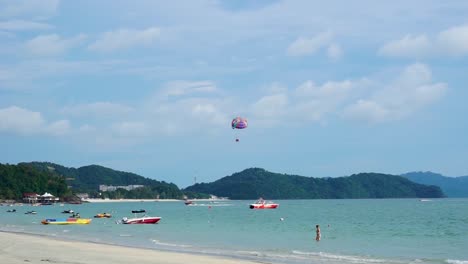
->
[0, 231, 261, 264]
[84, 198, 230, 203]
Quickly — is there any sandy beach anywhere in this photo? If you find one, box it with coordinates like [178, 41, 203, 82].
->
[0, 231, 261, 264]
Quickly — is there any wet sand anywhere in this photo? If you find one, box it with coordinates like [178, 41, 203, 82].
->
[0, 231, 262, 264]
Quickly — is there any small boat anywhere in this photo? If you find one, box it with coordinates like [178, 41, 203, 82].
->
[7, 209, 16, 213]
[41, 218, 92, 225]
[25, 210, 37, 215]
[94, 213, 112, 218]
[61, 209, 74, 214]
[249, 198, 278, 209]
[121, 216, 161, 224]
[131, 209, 146, 213]
[184, 200, 193, 205]
[119, 210, 161, 224]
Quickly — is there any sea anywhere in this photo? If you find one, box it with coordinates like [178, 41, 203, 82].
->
[1, 199, 467, 264]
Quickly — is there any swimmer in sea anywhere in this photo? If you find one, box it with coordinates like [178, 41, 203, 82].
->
[316, 224, 321, 241]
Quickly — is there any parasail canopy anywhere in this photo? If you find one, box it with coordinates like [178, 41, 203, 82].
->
[231, 117, 248, 129]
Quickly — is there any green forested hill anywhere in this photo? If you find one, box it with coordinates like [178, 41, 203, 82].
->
[402, 171, 468, 197]
[0, 163, 71, 200]
[22, 162, 184, 199]
[183, 168, 445, 199]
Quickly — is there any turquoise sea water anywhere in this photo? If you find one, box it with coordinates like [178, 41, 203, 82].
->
[1, 199, 467, 264]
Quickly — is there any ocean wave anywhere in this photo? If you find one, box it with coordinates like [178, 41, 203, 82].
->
[151, 239, 193, 248]
[446, 260, 468, 264]
[292, 250, 403, 264]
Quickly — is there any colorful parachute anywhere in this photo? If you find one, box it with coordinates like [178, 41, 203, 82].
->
[231, 117, 248, 129]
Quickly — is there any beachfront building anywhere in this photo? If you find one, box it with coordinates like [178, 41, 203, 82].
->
[99, 184, 144, 192]
[37, 192, 60, 204]
[23, 193, 39, 204]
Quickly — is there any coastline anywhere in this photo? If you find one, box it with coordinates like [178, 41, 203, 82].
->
[0, 231, 260, 264]
[84, 198, 229, 203]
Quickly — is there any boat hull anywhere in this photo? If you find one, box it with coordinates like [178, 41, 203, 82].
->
[122, 217, 161, 224]
[249, 204, 278, 209]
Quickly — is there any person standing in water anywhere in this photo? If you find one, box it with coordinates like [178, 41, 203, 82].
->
[315, 225, 321, 241]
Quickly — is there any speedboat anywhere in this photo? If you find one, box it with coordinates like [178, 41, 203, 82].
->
[41, 218, 92, 225]
[25, 210, 37, 214]
[94, 213, 112, 218]
[61, 209, 74, 214]
[7, 209, 16, 212]
[184, 200, 193, 205]
[120, 210, 161, 224]
[249, 198, 278, 209]
[121, 216, 161, 224]
[131, 209, 146, 213]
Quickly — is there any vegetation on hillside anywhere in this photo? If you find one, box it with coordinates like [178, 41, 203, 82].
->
[184, 168, 445, 199]
[0, 163, 71, 200]
[402, 171, 468, 197]
[23, 162, 185, 199]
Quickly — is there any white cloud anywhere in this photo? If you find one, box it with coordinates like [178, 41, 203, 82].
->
[0, 106, 70, 135]
[112, 121, 150, 137]
[148, 97, 230, 135]
[379, 24, 468, 58]
[291, 79, 363, 122]
[342, 100, 390, 123]
[379, 34, 432, 57]
[287, 31, 333, 56]
[25, 33, 87, 56]
[327, 43, 343, 60]
[0, 106, 44, 134]
[436, 24, 468, 56]
[251, 93, 288, 119]
[88, 27, 161, 52]
[0, 20, 53, 31]
[61, 102, 134, 118]
[45, 120, 70, 136]
[162, 80, 218, 97]
[0, 0, 59, 19]
[343, 63, 447, 122]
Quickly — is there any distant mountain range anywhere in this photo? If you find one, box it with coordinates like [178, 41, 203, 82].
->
[184, 168, 444, 199]
[401, 171, 468, 197]
[1, 161, 457, 201]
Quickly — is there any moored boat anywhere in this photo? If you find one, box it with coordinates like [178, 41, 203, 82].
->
[41, 218, 92, 225]
[121, 216, 161, 224]
[94, 213, 112, 218]
[249, 198, 278, 209]
[120, 210, 161, 224]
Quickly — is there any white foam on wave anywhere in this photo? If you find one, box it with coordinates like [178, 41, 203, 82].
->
[292, 250, 400, 264]
[189, 203, 233, 207]
[151, 239, 193, 248]
[446, 260, 468, 264]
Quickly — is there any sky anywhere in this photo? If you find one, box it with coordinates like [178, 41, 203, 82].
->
[1, 0, 468, 187]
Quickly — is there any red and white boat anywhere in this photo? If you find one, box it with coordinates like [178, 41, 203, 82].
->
[249, 198, 278, 209]
[120, 210, 161, 224]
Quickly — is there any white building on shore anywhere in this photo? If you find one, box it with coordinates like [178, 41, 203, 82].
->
[99, 185, 144, 192]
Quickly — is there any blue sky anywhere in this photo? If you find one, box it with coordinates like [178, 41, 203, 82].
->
[1, 0, 468, 187]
